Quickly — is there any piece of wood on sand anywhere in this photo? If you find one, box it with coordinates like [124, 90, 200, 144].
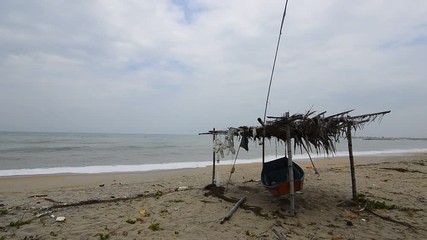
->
[220, 196, 247, 224]
[272, 228, 287, 240]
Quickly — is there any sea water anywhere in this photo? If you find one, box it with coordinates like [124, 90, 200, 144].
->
[0, 131, 426, 176]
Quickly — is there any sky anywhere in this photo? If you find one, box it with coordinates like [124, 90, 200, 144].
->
[0, 0, 426, 137]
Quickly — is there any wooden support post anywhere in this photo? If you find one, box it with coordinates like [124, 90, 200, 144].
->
[346, 123, 357, 200]
[212, 128, 216, 185]
[259, 118, 265, 165]
[262, 137, 265, 164]
[285, 112, 295, 216]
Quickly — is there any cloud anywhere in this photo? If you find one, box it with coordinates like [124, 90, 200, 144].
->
[0, 0, 426, 136]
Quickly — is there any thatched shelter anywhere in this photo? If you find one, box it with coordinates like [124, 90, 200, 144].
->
[202, 109, 390, 215]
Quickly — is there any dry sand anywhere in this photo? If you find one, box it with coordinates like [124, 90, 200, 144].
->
[0, 153, 426, 239]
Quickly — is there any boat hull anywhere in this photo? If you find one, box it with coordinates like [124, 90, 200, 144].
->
[261, 157, 305, 196]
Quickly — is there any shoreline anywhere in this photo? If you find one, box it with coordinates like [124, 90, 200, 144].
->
[1, 149, 426, 178]
[1, 152, 425, 191]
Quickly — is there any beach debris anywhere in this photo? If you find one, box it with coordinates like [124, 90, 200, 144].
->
[175, 186, 188, 191]
[9, 219, 32, 228]
[0, 209, 8, 215]
[245, 230, 256, 237]
[346, 220, 353, 226]
[125, 219, 142, 225]
[160, 208, 169, 216]
[45, 193, 148, 211]
[148, 222, 161, 231]
[155, 190, 163, 199]
[139, 209, 150, 217]
[272, 228, 286, 240]
[125, 219, 136, 224]
[381, 167, 424, 173]
[35, 211, 52, 218]
[243, 179, 260, 183]
[220, 196, 246, 224]
[55, 216, 66, 222]
[204, 184, 225, 196]
[364, 208, 416, 229]
[354, 193, 398, 210]
[28, 194, 48, 198]
[204, 184, 265, 217]
[44, 198, 57, 203]
[96, 233, 110, 240]
[99, 184, 105, 187]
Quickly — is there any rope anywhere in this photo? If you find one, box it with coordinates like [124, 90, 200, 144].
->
[225, 141, 242, 191]
[302, 144, 320, 176]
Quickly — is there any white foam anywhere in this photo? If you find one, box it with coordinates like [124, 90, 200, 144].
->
[0, 161, 213, 177]
[1, 148, 426, 177]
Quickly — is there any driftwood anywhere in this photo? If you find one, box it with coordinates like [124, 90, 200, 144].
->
[272, 228, 287, 240]
[48, 194, 146, 210]
[365, 208, 416, 230]
[380, 167, 424, 174]
[204, 184, 265, 217]
[220, 196, 246, 224]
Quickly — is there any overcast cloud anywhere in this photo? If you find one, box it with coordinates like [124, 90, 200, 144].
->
[1, 0, 426, 137]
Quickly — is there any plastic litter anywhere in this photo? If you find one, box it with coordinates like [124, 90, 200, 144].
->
[176, 186, 188, 191]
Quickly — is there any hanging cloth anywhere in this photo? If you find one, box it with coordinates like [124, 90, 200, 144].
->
[240, 135, 249, 151]
[213, 138, 225, 161]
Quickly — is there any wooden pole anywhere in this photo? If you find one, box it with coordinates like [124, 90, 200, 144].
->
[262, 137, 265, 164]
[258, 118, 266, 165]
[346, 123, 357, 200]
[212, 128, 216, 185]
[285, 112, 295, 216]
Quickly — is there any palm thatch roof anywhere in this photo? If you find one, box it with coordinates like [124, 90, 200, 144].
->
[205, 109, 390, 154]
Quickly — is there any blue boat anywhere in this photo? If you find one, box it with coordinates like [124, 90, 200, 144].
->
[261, 157, 305, 195]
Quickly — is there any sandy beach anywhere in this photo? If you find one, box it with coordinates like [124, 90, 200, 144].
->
[1, 153, 426, 239]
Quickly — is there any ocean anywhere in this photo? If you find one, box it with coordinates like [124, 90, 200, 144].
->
[0, 131, 426, 176]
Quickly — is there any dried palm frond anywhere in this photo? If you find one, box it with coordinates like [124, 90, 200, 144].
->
[215, 109, 390, 155]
